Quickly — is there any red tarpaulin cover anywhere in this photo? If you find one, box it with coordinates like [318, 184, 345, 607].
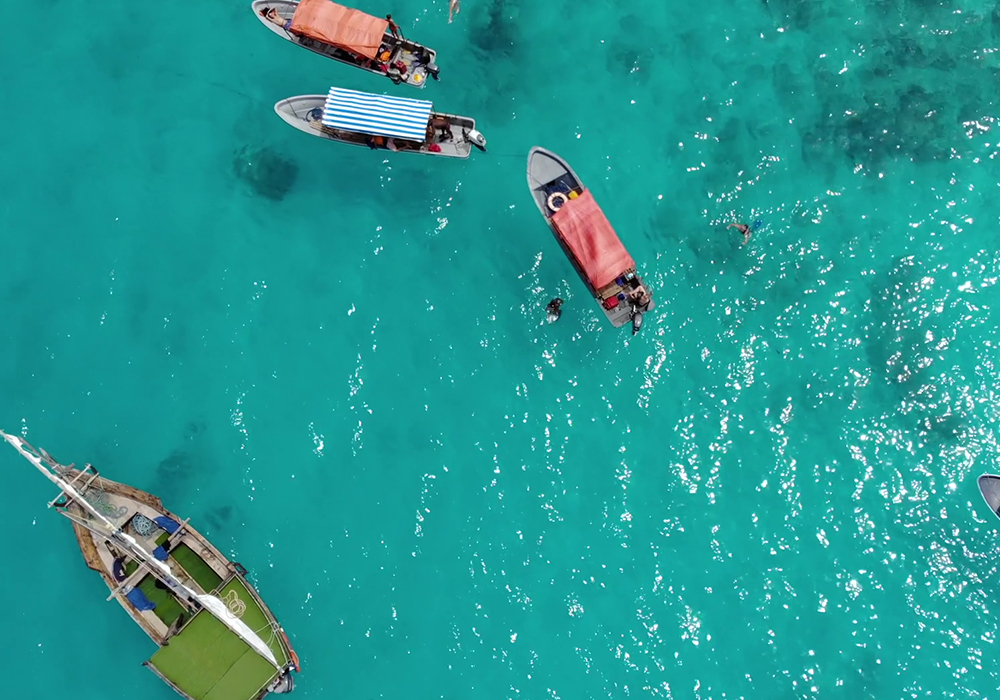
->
[551, 190, 635, 290]
[291, 0, 389, 60]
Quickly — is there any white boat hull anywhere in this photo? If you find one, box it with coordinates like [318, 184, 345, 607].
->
[275, 94, 481, 159]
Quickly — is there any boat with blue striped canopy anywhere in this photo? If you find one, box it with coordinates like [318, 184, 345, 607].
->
[275, 87, 486, 159]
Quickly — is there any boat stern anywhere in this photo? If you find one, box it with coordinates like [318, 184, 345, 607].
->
[395, 43, 439, 87]
[267, 670, 296, 694]
[266, 627, 300, 694]
[596, 273, 653, 330]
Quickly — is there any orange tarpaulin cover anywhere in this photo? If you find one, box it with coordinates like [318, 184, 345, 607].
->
[551, 190, 635, 291]
[291, 0, 389, 60]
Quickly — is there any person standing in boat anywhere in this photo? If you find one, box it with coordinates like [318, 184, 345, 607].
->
[449, 0, 460, 23]
[386, 14, 402, 38]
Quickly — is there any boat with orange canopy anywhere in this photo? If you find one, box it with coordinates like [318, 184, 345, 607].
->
[526, 147, 654, 334]
[252, 0, 439, 88]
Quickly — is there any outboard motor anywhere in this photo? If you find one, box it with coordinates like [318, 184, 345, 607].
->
[631, 311, 644, 335]
[426, 62, 440, 80]
[466, 129, 487, 152]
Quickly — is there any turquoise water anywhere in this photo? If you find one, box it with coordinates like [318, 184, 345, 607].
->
[3, 0, 1000, 697]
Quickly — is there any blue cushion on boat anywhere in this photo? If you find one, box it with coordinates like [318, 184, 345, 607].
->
[154, 516, 181, 534]
[125, 587, 156, 612]
[153, 545, 169, 561]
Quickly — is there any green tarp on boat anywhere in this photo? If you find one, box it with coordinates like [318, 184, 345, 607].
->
[148, 578, 289, 700]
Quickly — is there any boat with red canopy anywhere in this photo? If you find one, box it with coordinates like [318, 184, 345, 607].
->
[252, 0, 439, 88]
[526, 146, 653, 333]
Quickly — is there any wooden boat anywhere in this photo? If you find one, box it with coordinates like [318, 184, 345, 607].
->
[978, 474, 1000, 519]
[1, 430, 300, 700]
[252, 0, 439, 88]
[526, 146, 654, 333]
[275, 87, 486, 159]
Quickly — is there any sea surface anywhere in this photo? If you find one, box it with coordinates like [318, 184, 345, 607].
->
[2, 0, 1000, 697]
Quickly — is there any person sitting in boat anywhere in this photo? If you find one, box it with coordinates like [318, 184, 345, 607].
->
[260, 6, 292, 31]
[393, 138, 422, 151]
[631, 286, 651, 310]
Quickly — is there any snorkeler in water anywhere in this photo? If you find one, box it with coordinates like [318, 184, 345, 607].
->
[728, 221, 752, 245]
[546, 298, 564, 323]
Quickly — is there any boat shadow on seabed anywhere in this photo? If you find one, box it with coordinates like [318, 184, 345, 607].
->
[233, 144, 300, 202]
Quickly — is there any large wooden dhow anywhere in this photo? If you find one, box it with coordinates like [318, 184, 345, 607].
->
[1, 430, 301, 700]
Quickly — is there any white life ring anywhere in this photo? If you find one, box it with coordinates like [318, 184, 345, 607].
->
[547, 191, 568, 212]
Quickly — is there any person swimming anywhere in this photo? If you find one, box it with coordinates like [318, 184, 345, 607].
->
[546, 298, 563, 323]
[727, 221, 752, 245]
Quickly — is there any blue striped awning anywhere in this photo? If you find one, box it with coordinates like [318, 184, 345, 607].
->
[322, 87, 433, 142]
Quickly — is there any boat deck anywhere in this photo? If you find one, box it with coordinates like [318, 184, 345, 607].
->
[61, 468, 281, 648]
[595, 272, 648, 327]
[147, 577, 290, 700]
[67, 479, 233, 642]
[122, 537, 224, 628]
[296, 101, 474, 158]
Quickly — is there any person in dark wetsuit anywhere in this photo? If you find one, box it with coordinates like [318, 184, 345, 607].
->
[728, 221, 752, 245]
[546, 298, 564, 323]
